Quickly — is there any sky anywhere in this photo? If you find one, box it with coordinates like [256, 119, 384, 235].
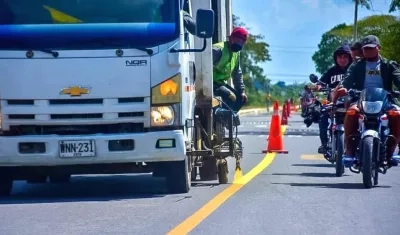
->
[232, 0, 397, 84]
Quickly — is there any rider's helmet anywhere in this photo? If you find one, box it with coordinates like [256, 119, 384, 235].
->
[351, 41, 362, 51]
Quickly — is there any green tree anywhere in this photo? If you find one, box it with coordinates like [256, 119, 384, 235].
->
[389, 0, 400, 12]
[329, 14, 400, 62]
[232, 15, 308, 108]
[311, 24, 351, 74]
[313, 14, 400, 73]
[233, 15, 272, 106]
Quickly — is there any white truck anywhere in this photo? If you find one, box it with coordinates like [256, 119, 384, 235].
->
[0, 0, 243, 196]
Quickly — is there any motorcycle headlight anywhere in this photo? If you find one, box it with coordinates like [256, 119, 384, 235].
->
[361, 101, 383, 114]
[151, 106, 175, 126]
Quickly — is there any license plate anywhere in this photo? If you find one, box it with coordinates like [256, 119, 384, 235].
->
[59, 140, 95, 157]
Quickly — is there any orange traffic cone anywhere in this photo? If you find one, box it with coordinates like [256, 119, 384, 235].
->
[262, 101, 288, 154]
[281, 104, 288, 125]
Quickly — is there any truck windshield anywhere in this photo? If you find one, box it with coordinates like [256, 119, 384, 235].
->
[0, 0, 179, 49]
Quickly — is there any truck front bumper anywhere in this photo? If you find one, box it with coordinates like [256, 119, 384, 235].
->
[0, 130, 186, 166]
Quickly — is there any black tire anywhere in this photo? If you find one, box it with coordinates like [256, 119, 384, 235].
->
[199, 158, 218, 181]
[166, 158, 191, 194]
[49, 174, 71, 183]
[217, 159, 228, 184]
[0, 179, 13, 197]
[335, 132, 345, 177]
[362, 136, 374, 189]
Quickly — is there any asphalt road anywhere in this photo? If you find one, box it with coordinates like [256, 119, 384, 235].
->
[1, 113, 399, 235]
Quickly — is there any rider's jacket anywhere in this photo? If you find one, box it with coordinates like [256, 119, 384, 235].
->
[212, 41, 245, 92]
[341, 56, 400, 91]
[319, 44, 353, 89]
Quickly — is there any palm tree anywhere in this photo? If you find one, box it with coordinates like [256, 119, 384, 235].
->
[352, 0, 371, 41]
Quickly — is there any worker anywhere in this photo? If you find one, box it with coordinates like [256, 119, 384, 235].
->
[266, 93, 271, 112]
[182, 11, 196, 35]
[212, 27, 248, 113]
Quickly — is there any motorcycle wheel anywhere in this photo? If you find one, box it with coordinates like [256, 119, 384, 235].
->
[335, 132, 345, 177]
[361, 136, 377, 188]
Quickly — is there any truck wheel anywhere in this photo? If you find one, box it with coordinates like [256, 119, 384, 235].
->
[49, 174, 71, 183]
[217, 159, 229, 184]
[166, 158, 191, 194]
[0, 179, 13, 197]
[199, 158, 218, 181]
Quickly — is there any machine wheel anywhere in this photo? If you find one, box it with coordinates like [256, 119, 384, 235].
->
[199, 158, 218, 181]
[0, 178, 13, 197]
[362, 137, 374, 189]
[165, 158, 191, 194]
[335, 132, 345, 177]
[49, 174, 71, 183]
[217, 159, 228, 184]
[191, 166, 198, 181]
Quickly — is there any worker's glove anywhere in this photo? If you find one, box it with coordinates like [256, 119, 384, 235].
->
[229, 92, 237, 102]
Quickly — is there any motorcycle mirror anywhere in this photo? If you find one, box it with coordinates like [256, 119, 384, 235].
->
[309, 74, 318, 83]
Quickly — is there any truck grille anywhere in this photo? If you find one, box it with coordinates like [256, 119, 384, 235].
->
[1, 97, 150, 133]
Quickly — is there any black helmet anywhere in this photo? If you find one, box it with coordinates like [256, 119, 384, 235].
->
[351, 41, 362, 51]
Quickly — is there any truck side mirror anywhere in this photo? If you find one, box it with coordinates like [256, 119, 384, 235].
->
[169, 9, 214, 53]
[195, 9, 214, 39]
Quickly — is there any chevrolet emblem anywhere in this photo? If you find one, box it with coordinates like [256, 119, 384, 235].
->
[60, 86, 91, 96]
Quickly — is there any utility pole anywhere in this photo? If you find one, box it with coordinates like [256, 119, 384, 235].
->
[353, 0, 359, 42]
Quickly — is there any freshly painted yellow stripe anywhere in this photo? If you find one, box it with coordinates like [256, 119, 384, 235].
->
[166, 126, 287, 235]
[301, 154, 325, 160]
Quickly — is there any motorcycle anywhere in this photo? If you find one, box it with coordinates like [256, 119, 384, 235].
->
[341, 88, 400, 188]
[306, 74, 357, 176]
[300, 94, 315, 118]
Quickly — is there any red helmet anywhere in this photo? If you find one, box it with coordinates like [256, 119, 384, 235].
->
[230, 27, 248, 41]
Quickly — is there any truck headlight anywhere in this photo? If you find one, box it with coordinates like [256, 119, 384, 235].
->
[151, 106, 175, 126]
[151, 73, 181, 104]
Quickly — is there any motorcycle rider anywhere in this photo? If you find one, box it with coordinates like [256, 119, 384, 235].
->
[334, 35, 400, 166]
[314, 44, 353, 154]
[350, 41, 363, 61]
[213, 27, 248, 112]
[300, 85, 314, 117]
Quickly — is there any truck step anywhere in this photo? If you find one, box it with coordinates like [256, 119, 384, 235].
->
[187, 149, 213, 156]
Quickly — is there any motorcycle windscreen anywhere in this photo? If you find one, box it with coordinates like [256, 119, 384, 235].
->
[359, 88, 387, 102]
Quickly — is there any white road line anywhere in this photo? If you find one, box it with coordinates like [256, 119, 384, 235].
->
[255, 125, 268, 128]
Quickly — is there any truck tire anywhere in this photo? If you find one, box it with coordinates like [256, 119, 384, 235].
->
[166, 158, 191, 194]
[199, 158, 218, 181]
[0, 179, 13, 197]
[49, 174, 71, 183]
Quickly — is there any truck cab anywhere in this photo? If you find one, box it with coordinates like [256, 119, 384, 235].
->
[0, 0, 241, 197]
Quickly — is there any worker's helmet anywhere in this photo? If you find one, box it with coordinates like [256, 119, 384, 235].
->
[230, 27, 248, 41]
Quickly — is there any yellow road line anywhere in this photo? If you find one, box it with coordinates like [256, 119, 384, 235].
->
[166, 125, 287, 235]
[301, 154, 325, 160]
